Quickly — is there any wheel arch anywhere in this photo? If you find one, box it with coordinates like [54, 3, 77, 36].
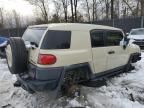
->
[55, 62, 93, 95]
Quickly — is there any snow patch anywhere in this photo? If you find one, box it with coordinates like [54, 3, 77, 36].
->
[0, 54, 144, 108]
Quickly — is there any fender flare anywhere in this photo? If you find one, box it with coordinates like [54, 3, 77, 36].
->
[130, 52, 141, 63]
[54, 62, 92, 97]
[124, 52, 141, 72]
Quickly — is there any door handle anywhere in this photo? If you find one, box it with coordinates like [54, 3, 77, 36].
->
[108, 50, 115, 54]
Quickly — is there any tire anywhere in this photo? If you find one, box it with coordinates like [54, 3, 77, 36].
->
[124, 56, 135, 72]
[6, 37, 28, 74]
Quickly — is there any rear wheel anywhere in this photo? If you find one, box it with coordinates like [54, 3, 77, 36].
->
[61, 82, 81, 98]
[61, 68, 89, 97]
[6, 37, 28, 74]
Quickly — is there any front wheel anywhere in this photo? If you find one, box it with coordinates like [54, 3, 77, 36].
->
[124, 58, 135, 72]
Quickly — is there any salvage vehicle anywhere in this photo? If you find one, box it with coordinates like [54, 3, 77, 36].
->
[5, 23, 141, 97]
[0, 36, 8, 58]
[128, 28, 144, 49]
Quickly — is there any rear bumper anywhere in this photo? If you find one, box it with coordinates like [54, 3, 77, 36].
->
[16, 64, 65, 93]
[17, 76, 58, 92]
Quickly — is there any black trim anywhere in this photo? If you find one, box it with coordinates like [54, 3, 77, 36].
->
[62, 62, 126, 82]
[91, 65, 125, 80]
[90, 29, 124, 48]
[90, 29, 106, 47]
[41, 30, 71, 49]
[131, 52, 141, 63]
[105, 30, 123, 46]
[80, 65, 125, 87]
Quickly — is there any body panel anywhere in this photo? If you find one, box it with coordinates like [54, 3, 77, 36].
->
[91, 47, 107, 73]
[38, 31, 95, 72]
[105, 46, 129, 70]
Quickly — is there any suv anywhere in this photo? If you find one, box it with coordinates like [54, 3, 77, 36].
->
[5, 23, 141, 97]
[128, 28, 144, 49]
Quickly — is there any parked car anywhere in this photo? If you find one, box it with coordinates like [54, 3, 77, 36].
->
[127, 28, 144, 49]
[5, 23, 141, 97]
[0, 36, 8, 58]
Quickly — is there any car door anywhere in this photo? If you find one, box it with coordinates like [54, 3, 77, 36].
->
[90, 30, 108, 73]
[105, 30, 129, 70]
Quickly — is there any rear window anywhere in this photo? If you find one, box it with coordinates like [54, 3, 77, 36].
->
[22, 27, 47, 46]
[41, 30, 71, 49]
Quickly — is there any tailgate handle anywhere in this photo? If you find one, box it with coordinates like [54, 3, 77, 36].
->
[108, 51, 115, 54]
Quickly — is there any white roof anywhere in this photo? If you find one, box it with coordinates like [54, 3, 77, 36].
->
[131, 28, 144, 31]
[29, 23, 122, 31]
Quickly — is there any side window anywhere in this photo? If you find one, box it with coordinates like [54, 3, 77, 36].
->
[41, 30, 71, 49]
[22, 27, 47, 46]
[107, 31, 123, 46]
[90, 30, 105, 47]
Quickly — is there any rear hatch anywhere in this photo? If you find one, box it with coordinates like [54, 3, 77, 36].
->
[22, 27, 48, 65]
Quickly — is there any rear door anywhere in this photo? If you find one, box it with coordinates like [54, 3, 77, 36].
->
[105, 30, 129, 70]
[90, 30, 107, 73]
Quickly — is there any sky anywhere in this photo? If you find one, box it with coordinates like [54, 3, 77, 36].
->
[0, 0, 34, 16]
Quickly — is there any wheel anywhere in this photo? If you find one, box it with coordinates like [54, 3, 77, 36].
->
[61, 83, 81, 98]
[5, 37, 28, 74]
[124, 57, 135, 72]
[67, 85, 81, 98]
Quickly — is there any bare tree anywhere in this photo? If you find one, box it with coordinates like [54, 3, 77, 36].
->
[70, 0, 74, 22]
[0, 8, 4, 28]
[12, 10, 21, 28]
[114, 0, 120, 18]
[70, 0, 80, 22]
[84, 0, 91, 21]
[140, 0, 144, 16]
[74, 0, 78, 22]
[61, 0, 69, 22]
[104, 0, 110, 19]
[122, 0, 133, 13]
[136, 0, 140, 16]
[27, 0, 49, 23]
[4, 11, 14, 28]
[111, 0, 114, 19]
[53, 0, 62, 22]
[92, 0, 98, 21]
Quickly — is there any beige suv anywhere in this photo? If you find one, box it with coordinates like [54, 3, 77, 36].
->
[5, 23, 141, 97]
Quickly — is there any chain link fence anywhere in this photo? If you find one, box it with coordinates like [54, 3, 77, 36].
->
[0, 16, 144, 37]
[93, 16, 144, 33]
[0, 28, 26, 37]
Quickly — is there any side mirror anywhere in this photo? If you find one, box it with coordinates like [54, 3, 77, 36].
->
[123, 37, 130, 49]
[126, 33, 129, 36]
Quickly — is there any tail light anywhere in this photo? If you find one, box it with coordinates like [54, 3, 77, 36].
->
[38, 54, 56, 65]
